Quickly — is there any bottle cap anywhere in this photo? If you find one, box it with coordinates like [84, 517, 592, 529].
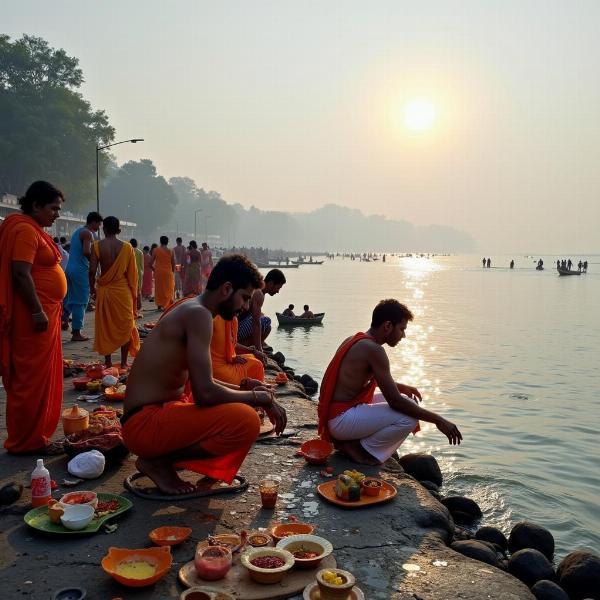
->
[37, 459, 44, 468]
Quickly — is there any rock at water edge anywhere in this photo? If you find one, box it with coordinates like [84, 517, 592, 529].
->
[451, 540, 500, 567]
[398, 453, 443, 486]
[509, 521, 555, 560]
[557, 549, 600, 600]
[508, 548, 555, 588]
[476, 526, 509, 552]
[530, 580, 569, 600]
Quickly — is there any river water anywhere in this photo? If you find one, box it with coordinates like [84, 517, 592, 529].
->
[262, 254, 600, 557]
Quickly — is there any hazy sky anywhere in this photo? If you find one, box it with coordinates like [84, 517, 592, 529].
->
[4, 1, 600, 253]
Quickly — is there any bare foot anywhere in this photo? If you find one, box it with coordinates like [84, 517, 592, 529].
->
[196, 475, 219, 492]
[334, 440, 380, 466]
[135, 457, 196, 495]
[71, 332, 89, 342]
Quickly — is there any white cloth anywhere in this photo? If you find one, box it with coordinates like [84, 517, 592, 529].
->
[328, 393, 418, 463]
[57, 243, 69, 271]
[67, 449, 105, 479]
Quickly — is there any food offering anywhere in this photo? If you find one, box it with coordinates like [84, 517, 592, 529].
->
[334, 474, 361, 502]
[86, 379, 103, 393]
[150, 526, 193, 546]
[104, 383, 126, 401]
[246, 531, 272, 548]
[275, 372, 288, 385]
[317, 472, 397, 508]
[276, 534, 333, 569]
[195, 533, 246, 555]
[180, 588, 235, 600]
[316, 568, 357, 600]
[85, 364, 104, 379]
[259, 478, 280, 509]
[72, 376, 91, 391]
[299, 439, 334, 465]
[61, 405, 89, 435]
[194, 546, 233, 581]
[240, 547, 294, 584]
[360, 478, 383, 497]
[24, 492, 132, 535]
[271, 522, 316, 543]
[101, 546, 172, 587]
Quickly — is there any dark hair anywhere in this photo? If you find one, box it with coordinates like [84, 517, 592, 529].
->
[265, 269, 286, 285]
[18, 181, 64, 215]
[150, 243, 158, 250]
[86, 211, 103, 224]
[59, 236, 67, 244]
[371, 299, 414, 328]
[206, 254, 263, 292]
[130, 238, 138, 248]
[176, 237, 182, 243]
[53, 236, 59, 243]
[189, 240, 198, 249]
[289, 304, 294, 309]
[143, 245, 150, 252]
[103, 216, 120, 235]
[304, 305, 309, 311]
[160, 236, 168, 245]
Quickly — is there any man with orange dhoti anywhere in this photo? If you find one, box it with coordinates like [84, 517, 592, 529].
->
[122, 255, 286, 496]
[210, 315, 267, 386]
[89, 217, 140, 368]
[318, 299, 462, 465]
[152, 236, 175, 311]
[0, 181, 66, 454]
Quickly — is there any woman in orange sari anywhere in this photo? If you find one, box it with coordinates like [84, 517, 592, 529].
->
[152, 236, 175, 310]
[0, 181, 67, 454]
[210, 315, 265, 385]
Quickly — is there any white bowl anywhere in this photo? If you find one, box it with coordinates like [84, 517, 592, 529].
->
[60, 504, 95, 530]
[240, 547, 294, 584]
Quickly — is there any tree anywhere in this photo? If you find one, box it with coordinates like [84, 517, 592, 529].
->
[101, 160, 178, 236]
[0, 35, 114, 208]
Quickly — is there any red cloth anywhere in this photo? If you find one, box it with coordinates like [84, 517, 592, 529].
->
[318, 332, 377, 442]
[0, 214, 66, 452]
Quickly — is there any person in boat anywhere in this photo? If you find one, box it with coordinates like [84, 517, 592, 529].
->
[122, 254, 286, 495]
[301, 305, 314, 319]
[318, 299, 462, 466]
[556, 260, 560, 270]
[578, 260, 583, 272]
[486, 258, 491, 268]
[482, 258, 486, 268]
[237, 269, 286, 352]
[583, 260, 588, 273]
[567, 259, 572, 270]
[282, 304, 295, 317]
[510, 260, 515, 269]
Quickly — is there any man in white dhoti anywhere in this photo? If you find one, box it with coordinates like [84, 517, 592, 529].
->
[317, 299, 463, 465]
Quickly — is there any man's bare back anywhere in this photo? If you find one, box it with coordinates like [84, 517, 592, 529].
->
[332, 336, 380, 403]
[125, 298, 207, 414]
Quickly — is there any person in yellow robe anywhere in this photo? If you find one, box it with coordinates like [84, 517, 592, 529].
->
[210, 315, 266, 385]
[152, 236, 175, 310]
[89, 217, 140, 368]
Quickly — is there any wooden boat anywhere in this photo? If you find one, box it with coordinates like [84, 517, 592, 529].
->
[291, 259, 324, 265]
[255, 262, 299, 269]
[557, 267, 581, 276]
[276, 312, 325, 326]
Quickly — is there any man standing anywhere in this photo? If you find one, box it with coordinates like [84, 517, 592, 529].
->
[153, 236, 175, 311]
[237, 268, 286, 352]
[200, 242, 214, 292]
[122, 254, 286, 495]
[62, 212, 103, 341]
[318, 299, 462, 465]
[173, 237, 186, 299]
[89, 217, 140, 368]
[130, 238, 144, 315]
[54, 236, 69, 271]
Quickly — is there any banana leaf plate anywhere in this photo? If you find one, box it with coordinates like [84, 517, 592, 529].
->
[24, 492, 132, 535]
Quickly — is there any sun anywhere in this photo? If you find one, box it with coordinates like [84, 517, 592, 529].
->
[403, 99, 437, 131]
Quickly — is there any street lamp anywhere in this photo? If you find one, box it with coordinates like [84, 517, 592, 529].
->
[204, 215, 212, 243]
[194, 208, 203, 240]
[96, 138, 144, 213]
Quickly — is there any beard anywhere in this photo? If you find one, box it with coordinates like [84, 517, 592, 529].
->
[217, 296, 240, 321]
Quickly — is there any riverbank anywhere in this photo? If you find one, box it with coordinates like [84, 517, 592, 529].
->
[0, 301, 534, 599]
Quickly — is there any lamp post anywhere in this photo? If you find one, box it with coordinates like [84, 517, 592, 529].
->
[204, 215, 212, 243]
[194, 208, 203, 240]
[96, 138, 144, 213]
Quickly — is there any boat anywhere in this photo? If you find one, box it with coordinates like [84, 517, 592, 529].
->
[291, 259, 324, 265]
[557, 267, 581, 276]
[536, 266, 544, 271]
[276, 312, 325, 326]
[255, 262, 299, 269]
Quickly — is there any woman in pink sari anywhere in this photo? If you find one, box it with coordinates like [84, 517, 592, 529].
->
[141, 245, 154, 300]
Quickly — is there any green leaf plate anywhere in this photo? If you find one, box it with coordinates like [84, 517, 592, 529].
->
[24, 492, 133, 535]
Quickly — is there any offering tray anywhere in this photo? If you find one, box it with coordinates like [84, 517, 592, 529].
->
[316, 478, 397, 508]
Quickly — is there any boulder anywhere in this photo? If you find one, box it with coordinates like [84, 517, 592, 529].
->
[299, 374, 318, 395]
[509, 521, 555, 560]
[420, 480, 440, 492]
[476, 526, 509, 552]
[451, 540, 500, 567]
[557, 549, 600, 600]
[531, 580, 569, 600]
[429, 490, 443, 503]
[508, 548, 555, 588]
[272, 351, 286, 366]
[453, 526, 475, 542]
[442, 496, 483, 524]
[398, 453, 443, 486]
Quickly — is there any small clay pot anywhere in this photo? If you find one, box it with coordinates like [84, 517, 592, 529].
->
[47, 499, 64, 524]
[316, 568, 356, 600]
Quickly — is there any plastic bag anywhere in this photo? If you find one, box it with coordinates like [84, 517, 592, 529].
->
[67, 449, 105, 479]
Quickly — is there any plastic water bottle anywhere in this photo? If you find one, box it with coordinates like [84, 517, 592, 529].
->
[31, 458, 51, 508]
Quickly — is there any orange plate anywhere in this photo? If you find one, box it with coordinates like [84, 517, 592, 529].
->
[101, 546, 172, 587]
[316, 479, 397, 508]
[149, 526, 192, 546]
[104, 388, 126, 401]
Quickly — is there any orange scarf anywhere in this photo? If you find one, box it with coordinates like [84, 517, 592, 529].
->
[317, 332, 377, 442]
[0, 214, 61, 379]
